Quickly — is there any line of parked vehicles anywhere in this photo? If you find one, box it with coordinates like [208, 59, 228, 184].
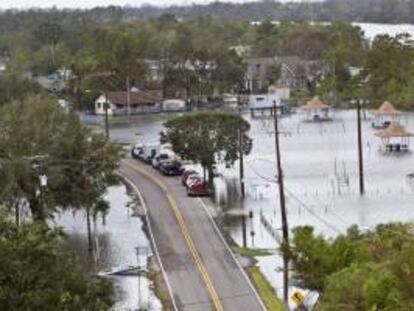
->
[131, 143, 210, 197]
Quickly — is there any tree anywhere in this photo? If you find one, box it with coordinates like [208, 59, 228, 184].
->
[0, 96, 120, 226]
[363, 34, 414, 108]
[162, 112, 252, 183]
[291, 223, 414, 310]
[0, 75, 43, 105]
[33, 21, 63, 73]
[290, 225, 372, 290]
[0, 213, 115, 310]
[65, 48, 99, 109]
[318, 263, 402, 311]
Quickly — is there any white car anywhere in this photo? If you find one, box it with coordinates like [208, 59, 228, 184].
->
[152, 152, 174, 169]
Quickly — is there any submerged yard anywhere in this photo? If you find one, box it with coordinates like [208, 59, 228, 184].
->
[96, 108, 414, 306]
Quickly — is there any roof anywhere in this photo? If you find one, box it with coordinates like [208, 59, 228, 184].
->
[375, 122, 414, 138]
[105, 90, 162, 105]
[300, 97, 330, 111]
[373, 101, 401, 115]
[277, 56, 323, 77]
[245, 57, 276, 65]
[278, 56, 307, 74]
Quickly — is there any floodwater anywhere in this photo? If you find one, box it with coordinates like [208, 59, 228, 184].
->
[89, 108, 414, 305]
[354, 23, 414, 41]
[75, 22, 414, 307]
[221, 110, 414, 302]
[55, 185, 162, 311]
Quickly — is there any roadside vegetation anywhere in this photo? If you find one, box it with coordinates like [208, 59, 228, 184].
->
[0, 213, 115, 310]
[0, 96, 120, 309]
[231, 246, 273, 257]
[290, 223, 414, 309]
[249, 266, 286, 311]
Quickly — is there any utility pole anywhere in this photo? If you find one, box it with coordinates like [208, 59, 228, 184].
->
[357, 99, 365, 195]
[104, 92, 109, 139]
[238, 108, 245, 198]
[242, 212, 247, 248]
[126, 76, 131, 116]
[82, 165, 93, 252]
[273, 101, 289, 304]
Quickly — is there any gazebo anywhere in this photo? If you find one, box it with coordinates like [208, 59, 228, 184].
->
[375, 122, 413, 153]
[371, 101, 401, 129]
[300, 97, 332, 122]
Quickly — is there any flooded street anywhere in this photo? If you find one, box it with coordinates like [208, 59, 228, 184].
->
[55, 185, 162, 311]
[90, 108, 414, 301]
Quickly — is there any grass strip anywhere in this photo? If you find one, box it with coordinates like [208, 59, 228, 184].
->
[249, 266, 286, 311]
[231, 246, 273, 257]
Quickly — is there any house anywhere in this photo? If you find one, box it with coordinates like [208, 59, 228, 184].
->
[244, 56, 327, 93]
[249, 93, 280, 109]
[222, 94, 239, 108]
[277, 56, 325, 90]
[95, 90, 163, 115]
[245, 57, 277, 92]
[248, 93, 283, 118]
[162, 99, 187, 112]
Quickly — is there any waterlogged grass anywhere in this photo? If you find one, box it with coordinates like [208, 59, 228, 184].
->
[249, 266, 286, 311]
[231, 246, 273, 257]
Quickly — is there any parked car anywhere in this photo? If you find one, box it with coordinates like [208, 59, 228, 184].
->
[187, 179, 210, 197]
[160, 160, 184, 176]
[152, 152, 174, 169]
[181, 169, 198, 186]
[141, 144, 160, 164]
[131, 144, 143, 159]
[185, 173, 201, 189]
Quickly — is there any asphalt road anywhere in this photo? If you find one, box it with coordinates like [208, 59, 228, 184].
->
[119, 159, 265, 311]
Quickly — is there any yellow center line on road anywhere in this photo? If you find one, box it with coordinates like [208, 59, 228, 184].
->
[123, 161, 224, 311]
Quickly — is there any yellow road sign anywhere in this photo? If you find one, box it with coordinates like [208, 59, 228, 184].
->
[291, 291, 306, 306]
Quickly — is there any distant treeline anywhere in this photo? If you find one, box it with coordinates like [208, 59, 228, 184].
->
[0, 0, 414, 26]
[132, 0, 414, 24]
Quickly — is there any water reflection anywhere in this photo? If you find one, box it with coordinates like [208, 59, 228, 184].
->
[56, 185, 162, 310]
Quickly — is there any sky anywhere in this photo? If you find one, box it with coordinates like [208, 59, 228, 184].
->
[0, 0, 311, 10]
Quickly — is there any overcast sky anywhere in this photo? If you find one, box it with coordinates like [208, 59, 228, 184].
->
[0, 0, 311, 10]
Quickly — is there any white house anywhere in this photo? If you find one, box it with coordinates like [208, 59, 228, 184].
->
[95, 90, 163, 115]
[268, 86, 290, 100]
[249, 93, 280, 109]
[222, 94, 238, 108]
[162, 99, 187, 112]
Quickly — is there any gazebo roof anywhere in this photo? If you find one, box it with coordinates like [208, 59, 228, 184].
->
[375, 122, 414, 138]
[372, 101, 401, 115]
[300, 97, 330, 111]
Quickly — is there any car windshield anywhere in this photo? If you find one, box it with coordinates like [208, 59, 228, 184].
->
[159, 154, 169, 159]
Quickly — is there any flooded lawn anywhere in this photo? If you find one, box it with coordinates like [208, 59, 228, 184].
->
[85, 109, 414, 302]
[224, 109, 414, 299]
[55, 185, 162, 311]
